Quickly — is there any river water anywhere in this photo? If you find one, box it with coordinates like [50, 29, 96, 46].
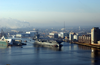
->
[0, 38, 100, 65]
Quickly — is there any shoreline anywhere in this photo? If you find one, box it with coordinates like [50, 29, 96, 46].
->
[71, 42, 100, 49]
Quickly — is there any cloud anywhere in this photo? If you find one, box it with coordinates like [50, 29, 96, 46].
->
[0, 18, 30, 29]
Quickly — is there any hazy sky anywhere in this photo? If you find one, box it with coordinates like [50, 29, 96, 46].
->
[0, 0, 100, 28]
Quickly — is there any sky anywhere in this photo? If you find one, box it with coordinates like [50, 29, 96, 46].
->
[0, 0, 100, 28]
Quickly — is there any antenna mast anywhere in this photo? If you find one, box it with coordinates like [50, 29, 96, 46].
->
[64, 21, 65, 33]
[63, 21, 65, 39]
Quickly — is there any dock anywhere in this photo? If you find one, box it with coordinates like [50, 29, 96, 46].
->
[73, 42, 100, 49]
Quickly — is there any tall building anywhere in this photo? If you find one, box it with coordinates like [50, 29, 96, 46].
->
[69, 32, 75, 41]
[58, 32, 68, 38]
[91, 27, 100, 44]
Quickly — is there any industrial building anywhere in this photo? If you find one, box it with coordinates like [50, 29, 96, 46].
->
[91, 27, 100, 44]
[16, 33, 30, 38]
[26, 31, 37, 37]
[78, 27, 100, 44]
[69, 31, 91, 43]
[16, 31, 37, 38]
[69, 32, 75, 41]
[58, 32, 68, 38]
[69, 33, 80, 42]
[78, 35, 91, 44]
[68, 27, 100, 45]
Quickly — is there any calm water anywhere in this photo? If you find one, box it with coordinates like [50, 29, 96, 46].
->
[0, 38, 100, 65]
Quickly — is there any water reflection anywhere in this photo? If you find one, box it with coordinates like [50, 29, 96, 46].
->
[91, 48, 100, 65]
[33, 44, 62, 51]
[0, 46, 7, 49]
[1, 39, 100, 65]
[78, 45, 91, 50]
[78, 45, 100, 65]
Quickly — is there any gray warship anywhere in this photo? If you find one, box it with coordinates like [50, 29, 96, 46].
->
[33, 31, 63, 47]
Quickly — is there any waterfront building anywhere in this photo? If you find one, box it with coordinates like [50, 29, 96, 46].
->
[73, 33, 85, 41]
[72, 33, 81, 42]
[48, 32, 58, 38]
[69, 34, 73, 41]
[58, 32, 68, 38]
[73, 35, 78, 41]
[91, 27, 100, 44]
[69, 32, 75, 41]
[78, 35, 91, 44]
[98, 41, 100, 44]
[16, 31, 37, 38]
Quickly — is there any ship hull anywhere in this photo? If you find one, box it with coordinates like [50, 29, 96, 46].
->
[34, 40, 62, 47]
[0, 41, 8, 47]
